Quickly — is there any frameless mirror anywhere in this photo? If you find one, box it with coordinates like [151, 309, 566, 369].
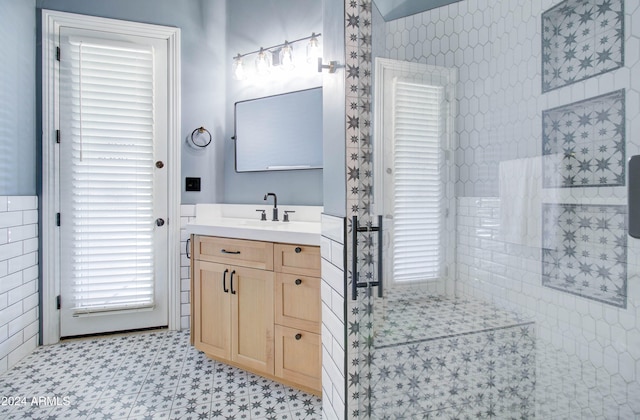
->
[233, 87, 323, 172]
[373, 0, 461, 21]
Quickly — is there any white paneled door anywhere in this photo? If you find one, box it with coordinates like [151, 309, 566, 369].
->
[58, 27, 169, 337]
[373, 58, 456, 290]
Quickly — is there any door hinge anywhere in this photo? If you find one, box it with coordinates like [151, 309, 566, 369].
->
[56, 46, 60, 61]
[56, 130, 60, 144]
[56, 295, 61, 310]
[56, 213, 61, 226]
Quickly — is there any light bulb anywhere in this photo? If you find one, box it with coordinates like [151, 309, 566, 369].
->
[255, 48, 271, 75]
[307, 33, 320, 63]
[233, 55, 246, 80]
[280, 42, 294, 71]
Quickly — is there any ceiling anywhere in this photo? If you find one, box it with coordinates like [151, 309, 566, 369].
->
[373, 0, 462, 21]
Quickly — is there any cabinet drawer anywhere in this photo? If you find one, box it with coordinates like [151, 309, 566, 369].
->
[195, 236, 273, 270]
[275, 325, 321, 393]
[276, 273, 320, 333]
[274, 244, 320, 277]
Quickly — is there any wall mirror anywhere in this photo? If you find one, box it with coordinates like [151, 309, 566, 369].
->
[373, 0, 461, 21]
[233, 87, 323, 172]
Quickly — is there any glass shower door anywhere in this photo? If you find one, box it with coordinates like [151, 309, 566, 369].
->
[349, 0, 639, 419]
[351, 56, 537, 417]
[348, 32, 470, 414]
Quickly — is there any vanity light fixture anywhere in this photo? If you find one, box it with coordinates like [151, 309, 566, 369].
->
[232, 32, 322, 80]
[306, 33, 320, 63]
[232, 54, 246, 80]
[255, 47, 271, 75]
[280, 41, 294, 71]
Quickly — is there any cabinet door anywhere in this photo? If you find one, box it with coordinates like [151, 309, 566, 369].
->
[275, 325, 322, 392]
[275, 273, 321, 333]
[193, 261, 231, 360]
[230, 266, 275, 375]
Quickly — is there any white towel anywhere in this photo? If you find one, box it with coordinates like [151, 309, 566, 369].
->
[498, 157, 542, 248]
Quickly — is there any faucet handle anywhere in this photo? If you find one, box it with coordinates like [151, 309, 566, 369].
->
[256, 209, 267, 221]
[283, 210, 295, 222]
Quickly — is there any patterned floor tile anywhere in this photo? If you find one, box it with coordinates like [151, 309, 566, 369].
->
[0, 330, 321, 419]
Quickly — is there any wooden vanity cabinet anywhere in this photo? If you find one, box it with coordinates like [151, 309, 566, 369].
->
[191, 235, 321, 394]
[275, 325, 321, 391]
[273, 243, 322, 391]
[193, 260, 274, 375]
[274, 243, 320, 276]
[192, 260, 231, 360]
[194, 235, 273, 270]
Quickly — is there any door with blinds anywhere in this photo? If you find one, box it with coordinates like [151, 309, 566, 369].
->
[58, 27, 169, 337]
[353, 58, 457, 414]
[374, 58, 456, 293]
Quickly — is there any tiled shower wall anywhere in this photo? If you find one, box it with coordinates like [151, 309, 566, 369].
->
[458, 197, 639, 417]
[381, 0, 640, 417]
[0, 196, 39, 374]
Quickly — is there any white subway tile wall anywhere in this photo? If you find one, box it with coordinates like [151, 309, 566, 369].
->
[320, 214, 345, 420]
[0, 196, 39, 374]
[179, 205, 196, 331]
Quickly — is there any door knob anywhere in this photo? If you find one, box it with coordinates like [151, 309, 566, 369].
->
[295, 333, 302, 340]
[156, 218, 165, 226]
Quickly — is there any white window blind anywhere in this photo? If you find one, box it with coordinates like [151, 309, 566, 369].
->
[392, 79, 444, 282]
[61, 39, 156, 314]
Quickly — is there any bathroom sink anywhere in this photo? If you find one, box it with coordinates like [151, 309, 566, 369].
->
[185, 204, 322, 246]
[229, 218, 317, 229]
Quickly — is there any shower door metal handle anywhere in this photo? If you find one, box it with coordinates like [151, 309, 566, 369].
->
[374, 215, 383, 298]
[629, 155, 640, 238]
[351, 215, 383, 300]
[351, 216, 361, 300]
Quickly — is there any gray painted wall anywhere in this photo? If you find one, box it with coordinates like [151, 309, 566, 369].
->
[22, 0, 329, 206]
[36, 0, 227, 204]
[223, 0, 323, 206]
[36, 0, 326, 207]
[322, 0, 346, 217]
[1, 0, 37, 196]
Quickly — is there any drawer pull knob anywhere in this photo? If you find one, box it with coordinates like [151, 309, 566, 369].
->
[221, 249, 241, 255]
[295, 333, 302, 340]
[295, 247, 302, 253]
[295, 279, 302, 285]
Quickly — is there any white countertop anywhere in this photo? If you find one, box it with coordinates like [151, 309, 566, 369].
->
[185, 204, 322, 246]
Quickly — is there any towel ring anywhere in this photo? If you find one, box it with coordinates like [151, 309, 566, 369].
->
[190, 127, 212, 148]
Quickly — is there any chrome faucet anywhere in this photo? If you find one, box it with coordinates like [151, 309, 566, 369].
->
[263, 193, 278, 221]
